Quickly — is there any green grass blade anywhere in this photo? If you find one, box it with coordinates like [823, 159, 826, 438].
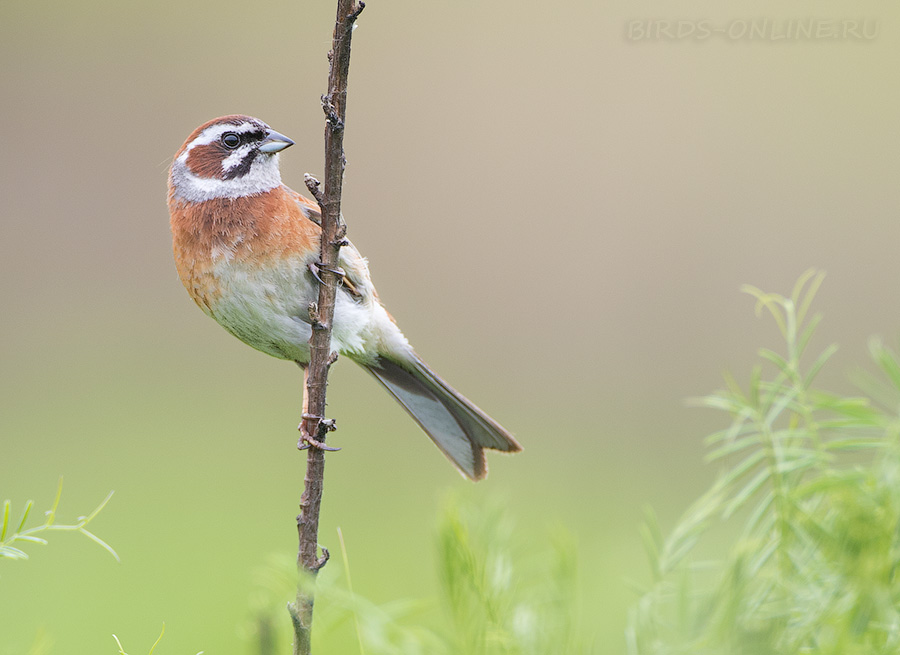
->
[706, 434, 762, 462]
[749, 365, 762, 409]
[759, 348, 791, 374]
[790, 268, 817, 306]
[719, 450, 766, 488]
[146, 624, 165, 655]
[704, 420, 755, 445]
[823, 438, 885, 452]
[337, 526, 366, 655]
[796, 313, 823, 358]
[741, 285, 788, 339]
[45, 478, 64, 527]
[79, 529, 121, 562]
[803, 343, 838, 389]
[1, 500, 9, 542]
[869, 338, 900, 391]
[763, 387, 799, 426]
[794, 269, 825, 326]
[1, 545, 30, 559]
[16, 499, 34, 535]
[81, 491, 114, 526]
[723, 469, 771, 518]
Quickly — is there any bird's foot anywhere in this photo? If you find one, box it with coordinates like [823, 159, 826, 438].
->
[298, 413, 340, 451]
[314, 546, 330, 571]
[308, 262, 346, 286]
[299, 436, 340, 451]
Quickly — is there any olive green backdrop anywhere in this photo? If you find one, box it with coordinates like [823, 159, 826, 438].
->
[1, 0, 898, 652]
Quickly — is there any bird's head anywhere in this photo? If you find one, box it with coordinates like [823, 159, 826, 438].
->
[169, 115, 294, 203]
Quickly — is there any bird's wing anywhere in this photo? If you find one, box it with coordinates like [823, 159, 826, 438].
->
[287, 188, 322, 225]
[287, 188, 368, 303]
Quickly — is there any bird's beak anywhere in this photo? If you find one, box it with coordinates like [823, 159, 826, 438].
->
[258, 129, 295, 154]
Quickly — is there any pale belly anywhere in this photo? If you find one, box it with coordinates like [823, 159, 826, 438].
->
[196, 256, 388, 364]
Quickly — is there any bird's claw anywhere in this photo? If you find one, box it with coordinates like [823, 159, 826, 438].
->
[298, 436, 341, 452]
[308, 262, 346, 286]
[314, 546, 330, 571]
[298, 413, 340, 451]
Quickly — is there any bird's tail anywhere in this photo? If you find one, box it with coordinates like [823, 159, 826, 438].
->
[363, 353, 522, 480]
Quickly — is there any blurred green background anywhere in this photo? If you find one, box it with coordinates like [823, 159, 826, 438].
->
[1, 0, 898, 652]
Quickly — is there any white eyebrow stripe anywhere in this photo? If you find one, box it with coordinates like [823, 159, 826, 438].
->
[185, 121, 266, 152]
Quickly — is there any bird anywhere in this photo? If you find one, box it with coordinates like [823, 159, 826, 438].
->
[168, 115, 522, 480]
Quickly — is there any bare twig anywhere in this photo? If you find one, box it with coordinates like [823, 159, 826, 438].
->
[289, 1, 365, 654]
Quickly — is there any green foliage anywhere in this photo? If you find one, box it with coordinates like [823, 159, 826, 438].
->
[437, 496, 586, 655]
[20, 270, 900, 655]
[26, 629, 53, 655]
[2, 480, 122, 651]
[1, 478, 119, 565]
[112, 624, 204, 655]
[245, 495, 590, 654]
[246, 552, 444, 655]
[628, 271, 900, 654]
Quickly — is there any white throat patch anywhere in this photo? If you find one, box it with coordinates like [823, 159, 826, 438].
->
[171, 152, 283, 202]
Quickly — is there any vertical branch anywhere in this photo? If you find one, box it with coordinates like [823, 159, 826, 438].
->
[290, 2, 365, 655]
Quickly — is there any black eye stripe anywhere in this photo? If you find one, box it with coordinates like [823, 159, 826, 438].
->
[221, 130, 266, 149]
[222, 150, 258, 180]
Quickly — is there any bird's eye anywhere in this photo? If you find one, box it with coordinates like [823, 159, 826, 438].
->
[221, 133, 241, 149]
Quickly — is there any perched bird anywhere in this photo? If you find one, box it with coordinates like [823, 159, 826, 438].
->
[168, 115, 522, 480]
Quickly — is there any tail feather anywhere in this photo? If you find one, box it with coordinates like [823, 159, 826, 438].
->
[363, 354, 522, 480]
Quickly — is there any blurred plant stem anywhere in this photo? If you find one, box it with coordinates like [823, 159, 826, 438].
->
[289, 1, 365, 654]
[628, 271, 900, 654]
[248, 497, 588, 654]
[1, 478, 118, 564]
